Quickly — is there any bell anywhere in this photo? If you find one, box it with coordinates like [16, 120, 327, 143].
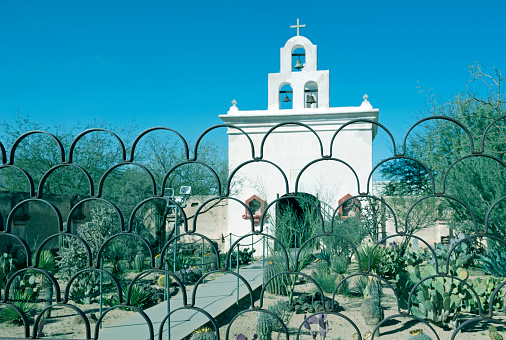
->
[306, 95, 316, 104]
[294, 58, 303, 70]
[282, 94, 291, 103]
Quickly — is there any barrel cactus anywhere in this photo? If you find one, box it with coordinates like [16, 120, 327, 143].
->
[157, 275, 172, 287]
[407, 329, 432, 340]
[190, 327, 217, 340]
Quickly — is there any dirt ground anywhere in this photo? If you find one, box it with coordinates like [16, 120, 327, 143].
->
[0, 302, 133, 339]
[2, 264, 505, 340]
[210, 262, 506, 340]
[215, 286, 506, 340]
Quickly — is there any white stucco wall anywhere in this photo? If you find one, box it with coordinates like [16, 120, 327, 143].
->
[219, 35, 379, 254]
[220, 106, 378, 253]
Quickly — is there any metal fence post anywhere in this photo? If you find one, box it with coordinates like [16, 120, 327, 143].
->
[229, 233, 232, 269]
[262, 234, 265, 285]
[201, 237, 205, 284]
[99, 259, 103, 329]
[236, 244, 240, 306]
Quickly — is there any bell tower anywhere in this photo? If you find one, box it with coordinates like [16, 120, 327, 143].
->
[219, 19, 379, 252]
[268, 20, 329, 110]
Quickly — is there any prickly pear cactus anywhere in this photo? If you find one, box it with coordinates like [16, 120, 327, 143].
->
[465, 277, 504, 314]
[19, 273, 39, 298]
[489, 325, 504, 340]
[399, 265, 461, 329]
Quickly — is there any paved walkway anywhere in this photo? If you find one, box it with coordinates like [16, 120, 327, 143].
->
[98, 261, 264, 340]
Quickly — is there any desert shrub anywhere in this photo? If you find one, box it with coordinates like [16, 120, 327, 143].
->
[267, 300, 293, 331]
[335, 273, 350, 296]
[58, 206, 120, 279]
[103, 241, 125, 279]
[166, 255, 198, 272]
[330, 254, 348, 275]
[325, 216, 371, 261]
[312, 262, 337, 293]
[229, 247, 255, 267]
[177, 265, 203, 284]
[203, 252, 218, 270]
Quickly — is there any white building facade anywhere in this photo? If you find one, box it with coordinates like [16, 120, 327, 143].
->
[219, 29, 379, 253]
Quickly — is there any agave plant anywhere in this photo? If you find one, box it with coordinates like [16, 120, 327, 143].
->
[124, 285, 151, 309]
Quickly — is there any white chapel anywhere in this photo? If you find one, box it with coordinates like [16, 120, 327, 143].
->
[219, 20, 379, 250]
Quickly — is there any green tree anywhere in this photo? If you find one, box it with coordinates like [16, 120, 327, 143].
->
[380, 64, 506, 240]
[0, 113, 230, 254]
[0, 112, 131, 194]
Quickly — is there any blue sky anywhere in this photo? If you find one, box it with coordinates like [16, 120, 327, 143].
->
[1, 0, 505, 163]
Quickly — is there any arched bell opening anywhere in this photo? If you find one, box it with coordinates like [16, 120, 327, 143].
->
[279, 83, 293, 110]
[291, 47, 305, 72]
[305, 81, 318, 108]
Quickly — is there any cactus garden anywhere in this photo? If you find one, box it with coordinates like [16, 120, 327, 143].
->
[3, 205, 506, 339]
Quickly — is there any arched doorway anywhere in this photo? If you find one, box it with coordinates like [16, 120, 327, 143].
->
[275, 192, 320, 248]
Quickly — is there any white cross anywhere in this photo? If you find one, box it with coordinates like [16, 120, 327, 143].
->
[290, 18, 306, 36]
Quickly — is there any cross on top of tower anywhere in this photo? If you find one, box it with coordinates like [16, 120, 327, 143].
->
[290, 18, 306, 36]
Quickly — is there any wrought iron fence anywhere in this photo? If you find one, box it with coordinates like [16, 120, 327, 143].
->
[0, 116, 505, 340]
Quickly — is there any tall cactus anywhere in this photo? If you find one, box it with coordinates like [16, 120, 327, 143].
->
[264, 263, 287, 296]
[256, 312, 273, 340]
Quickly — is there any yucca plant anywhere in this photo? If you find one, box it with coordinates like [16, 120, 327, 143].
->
[349, 242, 386, 274]
[33, 249, 56, 270]
[0, 291, 37, 325]
[32, 250, 57, 317]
